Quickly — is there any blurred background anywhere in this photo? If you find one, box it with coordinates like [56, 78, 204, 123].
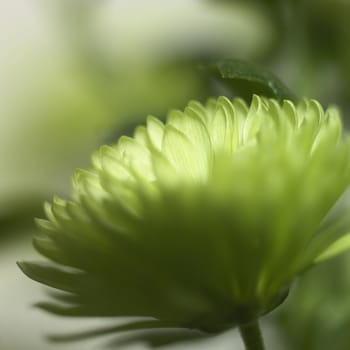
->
[1, 0, 350, 349]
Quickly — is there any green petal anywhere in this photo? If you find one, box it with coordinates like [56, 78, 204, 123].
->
[17, 262, 81, 293]
[107, 328, 206, 348]
[208, 96, 236, 152]
[146, 115, 165, 151]
[313, 232, 350, 264]
[48, 320, 181, 343]
[162, 125, 210, 181]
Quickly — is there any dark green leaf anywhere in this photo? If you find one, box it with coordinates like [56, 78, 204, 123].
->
[201, 59, 296, 102]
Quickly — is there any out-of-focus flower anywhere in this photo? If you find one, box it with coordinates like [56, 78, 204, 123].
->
[19, 96, 350, 343]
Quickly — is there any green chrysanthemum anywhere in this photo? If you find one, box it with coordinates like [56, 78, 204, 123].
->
[19, 96, 350, 347]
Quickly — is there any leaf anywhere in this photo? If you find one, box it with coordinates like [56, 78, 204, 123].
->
[313, 232, 350, 264]
[201, 59, 296, 102]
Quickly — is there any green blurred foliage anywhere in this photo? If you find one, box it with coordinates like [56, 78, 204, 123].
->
[209, 0, 350, 110]
[278, 252, 350, 350]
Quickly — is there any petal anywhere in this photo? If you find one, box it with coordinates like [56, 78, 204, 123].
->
[313, 232, 350, 264]
[147, 115, 165, 151]
[162, 125, 210, 181]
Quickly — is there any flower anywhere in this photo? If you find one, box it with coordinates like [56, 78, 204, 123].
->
[19, 95, 350, 345]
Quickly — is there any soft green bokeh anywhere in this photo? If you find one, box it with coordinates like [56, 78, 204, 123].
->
[279, 251, 350, 350]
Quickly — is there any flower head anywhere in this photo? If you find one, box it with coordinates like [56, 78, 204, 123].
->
[19, 96, 350, 344]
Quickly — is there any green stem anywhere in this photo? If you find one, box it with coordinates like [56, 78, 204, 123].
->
[239, 320, 265, 350]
